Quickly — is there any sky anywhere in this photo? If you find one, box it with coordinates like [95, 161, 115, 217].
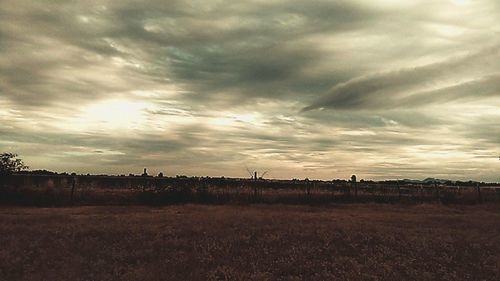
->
[1, 0, 500, 181]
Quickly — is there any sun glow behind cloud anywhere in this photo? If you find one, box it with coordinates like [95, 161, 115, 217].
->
[60, 100, 155, 133]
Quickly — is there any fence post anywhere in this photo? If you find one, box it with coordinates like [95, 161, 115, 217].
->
[306, 182, 311, 201]
[476, 183, 482, 203]
[70, 176, 76, 205]
[346, 181, 350, 198]
[397, 180, 401, 201]
[435, 182, 440, 203]
[253, 172, 258, 202]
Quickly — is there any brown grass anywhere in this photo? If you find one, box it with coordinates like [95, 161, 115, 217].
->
[0, 204, 499, 281]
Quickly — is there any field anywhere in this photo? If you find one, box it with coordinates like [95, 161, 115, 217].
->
[0, 204, 499, 281]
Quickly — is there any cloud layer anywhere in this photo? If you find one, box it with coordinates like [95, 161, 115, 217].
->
[1, 0, 500, 181]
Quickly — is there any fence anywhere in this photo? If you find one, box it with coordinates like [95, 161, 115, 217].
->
[1, 174, 499, 206]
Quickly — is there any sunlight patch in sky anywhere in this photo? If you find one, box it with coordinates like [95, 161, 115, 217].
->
[61, 100, 155, 132]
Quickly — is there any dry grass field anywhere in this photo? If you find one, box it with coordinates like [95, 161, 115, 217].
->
[0, 204, 499, 281]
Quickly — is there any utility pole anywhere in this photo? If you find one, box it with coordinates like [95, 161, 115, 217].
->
[142, 168, 148, 192]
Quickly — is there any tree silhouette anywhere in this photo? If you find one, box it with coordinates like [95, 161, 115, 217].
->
[0, 153, 28, 176]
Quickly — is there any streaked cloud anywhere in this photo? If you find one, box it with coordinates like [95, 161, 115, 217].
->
[1, 0, 499, 181]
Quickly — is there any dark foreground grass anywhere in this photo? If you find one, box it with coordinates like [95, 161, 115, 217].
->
[0, 204, 499, 281]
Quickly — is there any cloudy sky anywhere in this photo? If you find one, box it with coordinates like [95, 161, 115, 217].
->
[1, 0, 500, 181]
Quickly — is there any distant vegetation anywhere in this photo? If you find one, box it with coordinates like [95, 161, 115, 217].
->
[1, 152, 499, 207]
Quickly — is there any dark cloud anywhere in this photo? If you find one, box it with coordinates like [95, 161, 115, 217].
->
[1, 0, 500, 181]
[303, 46, 500, 111]
[0, 0, 382, 107]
